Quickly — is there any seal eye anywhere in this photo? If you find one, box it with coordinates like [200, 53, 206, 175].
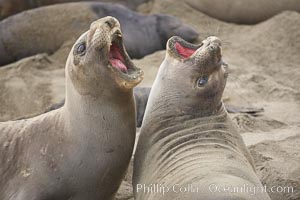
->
[197, 75, 208, 87]
[77, 43, 86, 55]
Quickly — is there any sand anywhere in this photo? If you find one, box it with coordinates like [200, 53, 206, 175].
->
[0, 1, 299, 199]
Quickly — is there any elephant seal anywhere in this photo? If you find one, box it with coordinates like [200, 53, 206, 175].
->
[0, 2, 198, 66]
[43, 87, 261, 128]
[133, 36, 271, 199]
[186, 0, 300, 24]
[0, 0, 150, 20]
[132, 87, 151, 127]
[44, 87, 151, 127]
[0, 17, 143, 200]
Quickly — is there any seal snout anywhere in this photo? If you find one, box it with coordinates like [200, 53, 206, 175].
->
[191, 36, 224, 67]
[201, 36, 222, 54]
[203, 36, 222, 61]
[103, 17, 119, 29]
[89, 17, 129, 73]
[93, 17, 143, 87]
[88, 16, 121, 46]
[90, 16, 120, 31]
[204, 36, 221, 46]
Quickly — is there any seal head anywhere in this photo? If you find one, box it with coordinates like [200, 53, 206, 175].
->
[147, 35, 227, 119]
[66, 16, 143, 96]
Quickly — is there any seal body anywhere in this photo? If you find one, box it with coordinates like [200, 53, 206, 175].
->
[44, 87, 151, 127]
[0, 17, 143, 200]
[0, 2, 198, 66]
[0, 0, 151, 19]
[133, 36, 271, 199]
[186, 0, 300, 24]
[133, 87, 151, 127]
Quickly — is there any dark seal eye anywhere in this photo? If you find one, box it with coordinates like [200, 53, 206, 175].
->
[197, 75, 208, 87]
[77, 43, 86, 55]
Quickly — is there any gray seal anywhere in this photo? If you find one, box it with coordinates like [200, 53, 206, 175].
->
[133, 36, 271, 199]
[0, 2, 198, 66]
[0, 0, 150, 20]
[0, 17, 143, 200]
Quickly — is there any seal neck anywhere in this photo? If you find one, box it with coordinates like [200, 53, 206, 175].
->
[63, 74, 135, 132]
[142, 98, 227, 135]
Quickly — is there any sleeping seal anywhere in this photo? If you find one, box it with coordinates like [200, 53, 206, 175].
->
[186, 0, 300, 24]
[133, 36, 271, 199]
[0, 17, 143, 200]
[0, 2, 198, 66]
[0, 0, 150, 20]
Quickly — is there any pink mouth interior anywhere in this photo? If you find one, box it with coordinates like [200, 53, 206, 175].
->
[175, 42, 196, 58]
[109, 43, 128, 72]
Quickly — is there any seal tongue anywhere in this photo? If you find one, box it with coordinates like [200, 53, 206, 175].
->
[175, 42, 196, 58]
[109, 43, 127, 72]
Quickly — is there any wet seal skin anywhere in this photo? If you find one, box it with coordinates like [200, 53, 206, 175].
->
[0, 2, 198, 66]
[0, 17, 143, 200]
[133, 36, 271, 200]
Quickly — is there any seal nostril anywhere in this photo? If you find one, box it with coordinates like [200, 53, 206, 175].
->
[105, 19, 115, 29]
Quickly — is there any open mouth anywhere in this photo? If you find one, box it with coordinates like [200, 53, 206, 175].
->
[168, 36, 201, 59]
[174, 42, 197, 58]
[109, 41, 127, 73]
[168, 36, 225, 67]
[108, 30, 143, 81]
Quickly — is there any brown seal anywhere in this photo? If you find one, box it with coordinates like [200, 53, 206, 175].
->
[186, 0, 300, 24]
[44, 87, 151, 127]
[133, 36, 271, 199]
[0, 17, 143, 200]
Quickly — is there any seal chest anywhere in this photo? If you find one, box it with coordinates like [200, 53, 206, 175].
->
[133, 36, 271, 200]
[0, 17, 143, 200]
